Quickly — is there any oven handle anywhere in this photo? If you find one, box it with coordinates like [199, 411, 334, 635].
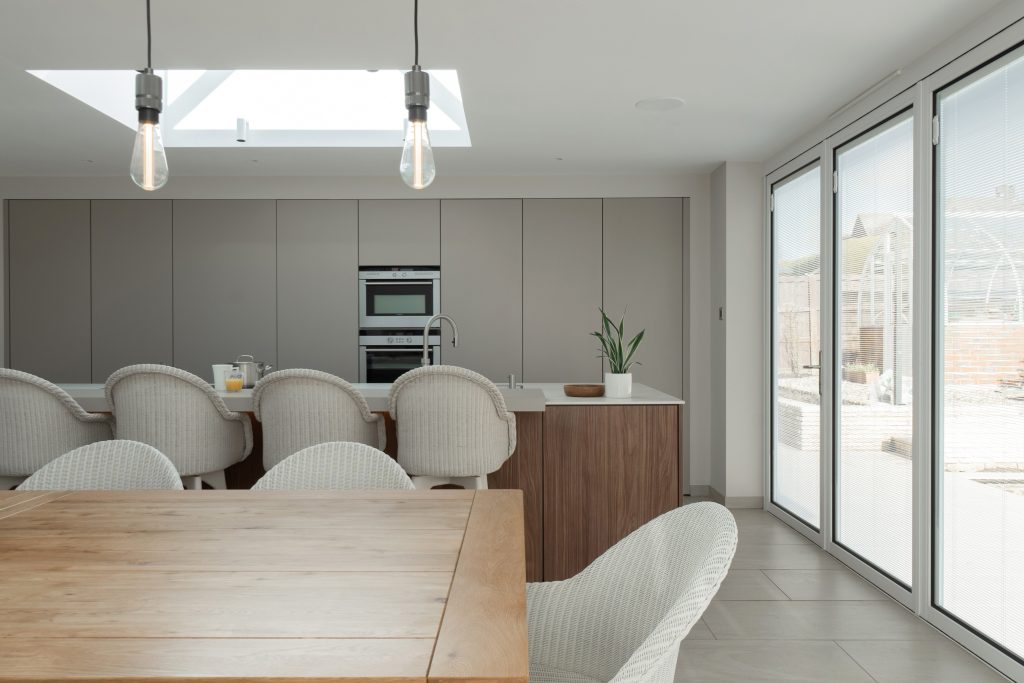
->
[362, 281, 434, 286]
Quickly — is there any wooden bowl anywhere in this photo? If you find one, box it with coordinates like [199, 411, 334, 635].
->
[563, 383, 605, 398]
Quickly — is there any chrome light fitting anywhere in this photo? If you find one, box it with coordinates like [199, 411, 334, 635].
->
[130, 0, 168, 191]
[400, 0, 436, 189]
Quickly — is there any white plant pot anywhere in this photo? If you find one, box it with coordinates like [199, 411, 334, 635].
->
[604, 372, 633, 398]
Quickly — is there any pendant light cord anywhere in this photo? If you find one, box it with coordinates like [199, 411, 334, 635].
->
[413, 0, 419, 66]
[146, 0, 153, 69]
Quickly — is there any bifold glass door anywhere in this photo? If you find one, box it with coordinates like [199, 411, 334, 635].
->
[934, 44, 1024, 661]
[771, 164, 823, 529]
[833, 114, 915, 586]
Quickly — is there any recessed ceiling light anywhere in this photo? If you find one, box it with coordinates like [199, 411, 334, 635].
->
[635, 97, 685, 111]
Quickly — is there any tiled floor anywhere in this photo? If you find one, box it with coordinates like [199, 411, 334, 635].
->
[674, 507, 1010, 682]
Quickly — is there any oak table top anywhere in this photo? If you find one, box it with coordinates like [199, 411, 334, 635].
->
[0, 489, 528, 683]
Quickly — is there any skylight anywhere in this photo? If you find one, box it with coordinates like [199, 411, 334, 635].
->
[27, 69, 471, 148]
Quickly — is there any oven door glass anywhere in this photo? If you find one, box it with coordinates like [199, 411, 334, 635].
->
[364, 348, 436, 383]
[365, 282, 434, 317]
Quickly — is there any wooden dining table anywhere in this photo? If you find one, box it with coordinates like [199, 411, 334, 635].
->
[0, 489, 528, 683]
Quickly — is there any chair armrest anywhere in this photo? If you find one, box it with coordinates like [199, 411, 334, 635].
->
[526, 579, 582, 670]
[221, 410, 254, 459]
[75, 411, 114, 426]
[371, 413, 388, 451]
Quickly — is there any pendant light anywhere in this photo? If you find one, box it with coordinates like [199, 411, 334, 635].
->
[130, 0, 168, 191]
[400, 0, 436, 189]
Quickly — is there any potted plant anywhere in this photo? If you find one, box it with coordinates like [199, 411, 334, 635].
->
[592, 308, 645, 398]
[843, 362, 880, 385]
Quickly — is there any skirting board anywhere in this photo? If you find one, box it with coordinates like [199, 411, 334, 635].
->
[687, 484, 710, 497]
[709, 486, 764, 509]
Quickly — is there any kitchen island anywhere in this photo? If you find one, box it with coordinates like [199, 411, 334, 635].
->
[59, 381, 684, 581]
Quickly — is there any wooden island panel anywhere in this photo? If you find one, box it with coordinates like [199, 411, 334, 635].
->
[489, 411, 543, 582]
[542, 404, 679, 581]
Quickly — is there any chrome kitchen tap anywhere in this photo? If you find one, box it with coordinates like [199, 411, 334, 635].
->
[422, 314, 458, 366]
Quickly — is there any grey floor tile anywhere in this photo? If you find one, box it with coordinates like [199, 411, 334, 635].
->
[732, 541, 843, 570]
[684, 618, 715, 640]
[702, 600, 943, 641]
[676, 640, 874, 682]
[738, 522, 814, 546]
[837, 640, 1010, 682]
[714, 570, 790, 601]
[763, 569, 888, 600]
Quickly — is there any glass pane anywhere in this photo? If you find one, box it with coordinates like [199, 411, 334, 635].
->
[373, 294, 428, 315]
[773, 164, 822, 528]
[835, 115, 914, 585]
[935, 46, 1024, 658]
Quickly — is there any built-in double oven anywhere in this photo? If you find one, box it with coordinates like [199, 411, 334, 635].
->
[358, 267, 441, 382]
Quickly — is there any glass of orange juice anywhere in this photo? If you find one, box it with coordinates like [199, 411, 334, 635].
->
[225, 368, 244, 392]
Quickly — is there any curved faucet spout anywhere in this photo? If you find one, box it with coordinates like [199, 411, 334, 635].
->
[423, 314, 458, 366]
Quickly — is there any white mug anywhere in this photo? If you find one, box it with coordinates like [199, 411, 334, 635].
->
[212, 364, 234, 391]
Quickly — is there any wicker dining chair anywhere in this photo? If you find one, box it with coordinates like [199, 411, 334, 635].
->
[105, 364, 252, 490]
[252, 441, 414, 491]
[0, 368, 113, 490]
[388, 365, 516, 490]
[526, 502, 737, 683]
[17, 440, 184, 491]
[252, 369, 386, 471]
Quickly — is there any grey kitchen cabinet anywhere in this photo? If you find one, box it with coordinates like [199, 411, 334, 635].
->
[440, 199, 523, 382]
[91, 200, 173, 381]
[7, 200, 92, 382]
[602, 197, 684, 397]
[172, 200, 277, 380]
[358, 199, 440, 266]
[523, 199, 603, 383]
[277, 200, 359, 379]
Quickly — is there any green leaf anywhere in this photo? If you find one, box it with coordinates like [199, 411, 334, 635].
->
[622, 329, 645, 370]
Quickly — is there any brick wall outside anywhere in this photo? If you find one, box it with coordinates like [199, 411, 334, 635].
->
[943, 323, 1024, 386]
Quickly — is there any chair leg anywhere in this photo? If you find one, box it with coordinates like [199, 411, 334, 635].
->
[458, 475, 488, 490]
[411, 475, 448, 490]
[0, 476, 25, 491]
[185, 475, 203, 490]
[202, 470, 227, 490]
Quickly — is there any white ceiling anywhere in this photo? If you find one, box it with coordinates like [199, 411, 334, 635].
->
[0, 0, 1004, 178]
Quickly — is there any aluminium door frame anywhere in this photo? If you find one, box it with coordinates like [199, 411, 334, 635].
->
[823, 90, 919, 612]
[764, 143, 828, 546]
[918, 21, 1024, 682]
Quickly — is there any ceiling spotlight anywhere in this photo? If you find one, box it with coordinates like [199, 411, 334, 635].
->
[236, 118, 249, 143]
[634, 97, 686, 112]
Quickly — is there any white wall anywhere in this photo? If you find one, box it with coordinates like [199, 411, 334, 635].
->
[709, 162, 764, 505]
[0, 171, 715, 490]
[724, 162, 764, 503]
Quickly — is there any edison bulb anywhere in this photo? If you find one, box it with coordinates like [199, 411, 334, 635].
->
[130, 119, 168, 191]
[400, 118, 435, 190]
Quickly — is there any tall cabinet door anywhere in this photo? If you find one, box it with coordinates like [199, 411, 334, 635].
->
[358, 200, 440, 266]
[523, 199, 603, 382]
[172, 200, 277, 380]
[7, 200, 92, 382]
[277, 200, 359, 379]
[440, 199, 523, 381]
[91, 200, 173, 381]
[602, 198, 684, 397]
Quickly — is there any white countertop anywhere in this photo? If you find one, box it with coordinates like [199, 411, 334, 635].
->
[527, 383, 685, 406]
[58, 381, 682, 414]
